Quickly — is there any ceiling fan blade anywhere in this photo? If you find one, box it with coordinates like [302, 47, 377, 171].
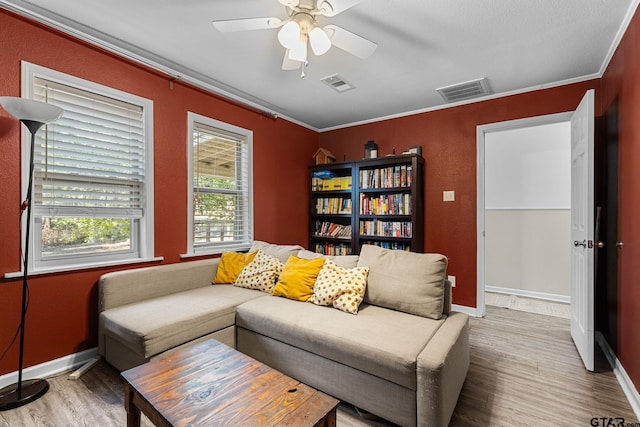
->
[317, 0, 361, 17]
[282, 49, 302, 70]
[324, 24, 377, 59]
[278, 0, 300, 7]
[212, 17, 282, 32]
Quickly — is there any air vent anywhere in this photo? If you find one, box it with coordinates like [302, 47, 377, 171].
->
[320, 74, 355, 93]
[436, 78, 492, 103]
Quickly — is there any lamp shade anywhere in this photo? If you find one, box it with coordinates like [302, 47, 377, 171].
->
[278, 21, 301, 49]
[288, 35, 308, 63]
[309, 26, 331, 56]
[0, 97, 63, 124]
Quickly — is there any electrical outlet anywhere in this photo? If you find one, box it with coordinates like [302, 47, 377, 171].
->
[448, 275, 456, 287]
[443, 190, 455, 202]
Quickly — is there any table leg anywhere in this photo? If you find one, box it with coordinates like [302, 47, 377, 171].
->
[314, 407, 337, 427]
[124, 383, 141, 427]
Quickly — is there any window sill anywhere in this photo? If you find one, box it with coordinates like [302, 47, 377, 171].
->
[181, 244, 252, 259]
[4, 256, 164, 278]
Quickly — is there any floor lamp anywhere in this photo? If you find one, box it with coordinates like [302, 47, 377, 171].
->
[0, 97, 64, 411]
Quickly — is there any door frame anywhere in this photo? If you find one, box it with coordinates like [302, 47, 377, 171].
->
[476, 111, 573, 317]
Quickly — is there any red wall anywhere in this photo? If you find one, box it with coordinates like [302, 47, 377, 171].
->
[600, 6, 640, 394]
[2, 6, 639, 396]
[320, 82, 598, 308]
[0, 10, 318, 376]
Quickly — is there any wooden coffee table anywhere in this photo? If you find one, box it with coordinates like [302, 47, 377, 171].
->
[121, 339, 339, 427]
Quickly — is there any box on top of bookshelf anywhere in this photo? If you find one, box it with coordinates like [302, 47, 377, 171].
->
[310, 161, 353, 192]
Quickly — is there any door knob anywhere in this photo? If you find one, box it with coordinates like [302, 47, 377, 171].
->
[574, 240, 586, 248]
[595, 241, 605, 248]
[616, 241, 624, 249]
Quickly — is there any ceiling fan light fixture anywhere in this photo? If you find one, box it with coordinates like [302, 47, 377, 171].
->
[288, 35, 308, 63]
[278, 20, 301, 49]
[309, 26, 331, 55]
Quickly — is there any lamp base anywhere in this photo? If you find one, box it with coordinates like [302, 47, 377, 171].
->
[0, 378, 49, 411]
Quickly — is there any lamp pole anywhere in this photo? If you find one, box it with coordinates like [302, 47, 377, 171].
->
[0, 97, 63, 411]
[16, 120, 42, 401]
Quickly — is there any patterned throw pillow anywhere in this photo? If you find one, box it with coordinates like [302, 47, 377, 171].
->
[234, 250, 283, 293]
[213, 251, 257, 284]
[311, 259, 369, 314]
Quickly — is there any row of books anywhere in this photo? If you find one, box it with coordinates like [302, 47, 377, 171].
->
[314, 243, 352, 256]
[361, 241, 411, 251]
[359, 193, 411, 215]
[315, 197, 352, 215]
[314, 221, 352, 238]
[360, 165, 412, 189]
[311, 176, 352, 191]
[359, 220, 412, 238]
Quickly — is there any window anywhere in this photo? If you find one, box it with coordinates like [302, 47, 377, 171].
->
[187, 112, 253, 255]
[21, 62, 155, 272]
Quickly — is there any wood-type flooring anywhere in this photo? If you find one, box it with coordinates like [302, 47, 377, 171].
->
[0, 306, 637, 426]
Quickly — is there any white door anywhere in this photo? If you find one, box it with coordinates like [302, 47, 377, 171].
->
[570, 89, 595, 371]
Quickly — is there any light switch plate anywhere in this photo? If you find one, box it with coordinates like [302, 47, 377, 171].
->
[443, 190, 455, 202]
[448, 275, 456, 287]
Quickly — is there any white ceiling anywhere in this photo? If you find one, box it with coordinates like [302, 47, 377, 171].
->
[2, 0, 637, 130]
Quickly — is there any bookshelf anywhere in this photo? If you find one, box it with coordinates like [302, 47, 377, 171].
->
[309, 154, 424, 255]
[309, 161, 356, 255]
[356, 154, 424, 253]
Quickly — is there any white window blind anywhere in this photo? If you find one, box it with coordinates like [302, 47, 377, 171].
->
[191, 120, 252, 251]
[32, 77, 145, 218]
[19, 60, 155, 273]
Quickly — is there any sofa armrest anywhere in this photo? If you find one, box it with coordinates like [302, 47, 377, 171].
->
[416, 311, 469, 427]
[99, 258, 221, 311]
[442, 279, 452, 315]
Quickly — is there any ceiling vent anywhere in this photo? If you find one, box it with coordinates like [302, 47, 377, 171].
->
[436, 78, 492, 103]
[321, 74, 355, 93]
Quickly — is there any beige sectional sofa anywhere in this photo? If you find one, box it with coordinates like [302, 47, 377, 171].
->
[98, 242, 469, 427]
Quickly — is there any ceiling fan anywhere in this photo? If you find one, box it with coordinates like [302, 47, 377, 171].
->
[212, 0, 377, 76]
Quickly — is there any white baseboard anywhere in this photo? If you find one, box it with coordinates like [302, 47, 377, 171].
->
[0, 347, 98, 389]
[451, 304, 480, 317]
[596, 332, 640, 421]
[486, 285, 570, 304]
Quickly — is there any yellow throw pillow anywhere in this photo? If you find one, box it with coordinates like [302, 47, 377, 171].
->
[235, 250, 283, 293]
[272, 256, 325, 302]
[213, 251, 257, 284]
[311, 259, 369, 314]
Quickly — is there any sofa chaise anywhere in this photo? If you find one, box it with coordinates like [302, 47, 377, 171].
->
[98, 242, 469, 427]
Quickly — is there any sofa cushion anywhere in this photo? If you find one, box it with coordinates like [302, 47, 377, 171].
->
[99, 258, 219, 311]
[296, 249, 359, 269]
[272, 256, 325, 301]
[213, 251, 257, 284]
[357, 244, 448, 320]
[310, 260, 369, 314]
[101, 285, 265, 358]
[250, 240, 304, 263]
[234, 250, 283, 293]
[236, 296, 445, 390]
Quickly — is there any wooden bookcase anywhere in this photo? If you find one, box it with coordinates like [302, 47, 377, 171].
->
[309, 154, 424, 255]
[309, 161, 356, 255]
